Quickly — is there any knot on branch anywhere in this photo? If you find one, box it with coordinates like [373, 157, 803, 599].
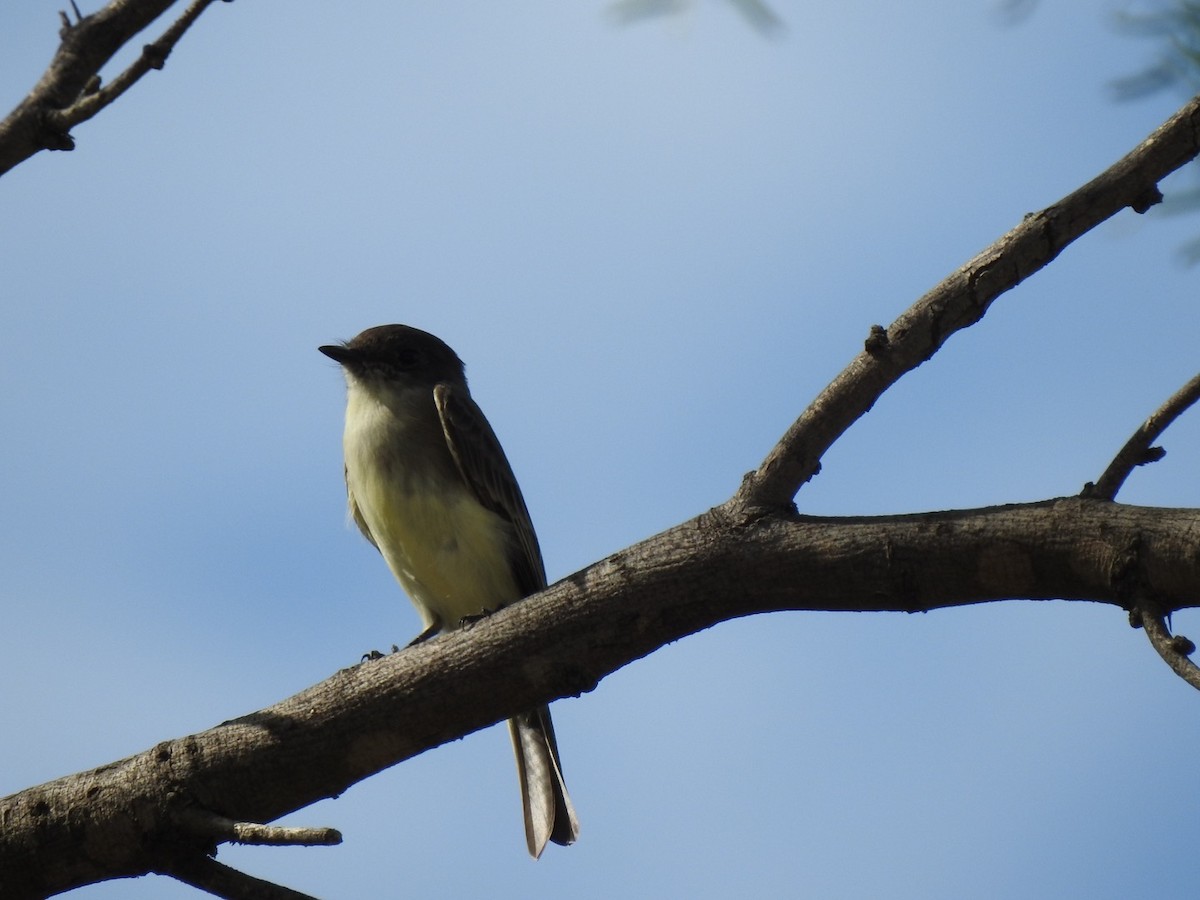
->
[37, 110, 74, 151]
[142, 42, 170, 70]
[1171, 634, 1196, 656]
[1130, 184, 1164, 214]
[864, 324, 889, 356]
[1110, 536, 1146, 612]
[1138, 445, 1167, 466]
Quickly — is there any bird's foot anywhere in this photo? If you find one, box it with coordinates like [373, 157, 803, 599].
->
[360, 644, 401, 662]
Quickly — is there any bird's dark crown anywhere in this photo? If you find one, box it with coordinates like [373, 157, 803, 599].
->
[320, 324, 466, 384]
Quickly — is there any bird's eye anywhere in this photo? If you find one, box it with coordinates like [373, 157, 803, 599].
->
[394, 348, 419, 369]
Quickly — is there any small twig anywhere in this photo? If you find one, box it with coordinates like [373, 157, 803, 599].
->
[50, 0, 224, 131]
[176, 807, 342, 846]
[1083, 371, 1200, 501]
[160, 854, 322, 900]
[1137, 604, 1200, 691]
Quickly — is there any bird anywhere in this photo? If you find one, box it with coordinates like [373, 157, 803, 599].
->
[319, 324, 579, 858]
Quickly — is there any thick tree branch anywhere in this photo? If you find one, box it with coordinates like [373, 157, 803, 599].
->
[2, 499, 1199, 897]
[0, 0, 227, 177]
[1084, 371, 1200, 500]
[736, 93, 1200, 510]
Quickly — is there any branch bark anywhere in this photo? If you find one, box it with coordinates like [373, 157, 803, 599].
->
[3, 499, 1199, 897]
[0, 0, 226, 177]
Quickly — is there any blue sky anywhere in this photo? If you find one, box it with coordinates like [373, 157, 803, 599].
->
[3, 1, 1200, 897]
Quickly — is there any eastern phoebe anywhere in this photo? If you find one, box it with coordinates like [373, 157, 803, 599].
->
[319, 324, 579, 858]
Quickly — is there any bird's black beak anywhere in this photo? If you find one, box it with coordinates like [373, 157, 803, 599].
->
[319, 344, 353, 364]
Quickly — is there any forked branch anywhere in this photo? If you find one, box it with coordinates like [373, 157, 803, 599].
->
[735, 94, 1200, 510]
[1084, 371, 1200, 501]
[1082, 372, 1200, 688]
[0, 0, 229, 176]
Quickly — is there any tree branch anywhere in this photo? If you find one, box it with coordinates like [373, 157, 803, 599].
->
[1079, 370, 1200, 688]
[175, 808, 342, 847]
[1083, 371, 1200, 500]
[50, 0, 226, 137]
[0, 0, 229, 177]
[1138, 606, 1200, 691]
[161, 855, 322, 900]
[735, 93, 1200, 510]
[2, 499, 1199, 897]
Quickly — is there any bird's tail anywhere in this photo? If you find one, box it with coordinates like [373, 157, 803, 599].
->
[508, 705, 580, 858]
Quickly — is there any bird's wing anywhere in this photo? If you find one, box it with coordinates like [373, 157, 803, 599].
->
[434, 382, 547, 596]
[344, 464, 379, 550]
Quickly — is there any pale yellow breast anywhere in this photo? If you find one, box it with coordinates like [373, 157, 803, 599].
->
[343, 384, 520, 631]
